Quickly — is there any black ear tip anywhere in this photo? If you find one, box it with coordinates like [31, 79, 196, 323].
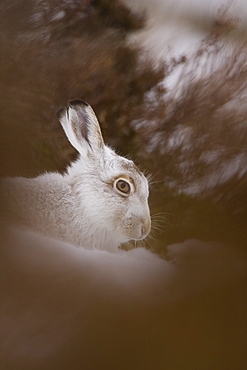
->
[69, 99, 89, 108]
[56, 106, 67, 120]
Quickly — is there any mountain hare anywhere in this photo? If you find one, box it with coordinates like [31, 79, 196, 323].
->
[1, 100, 151, 251]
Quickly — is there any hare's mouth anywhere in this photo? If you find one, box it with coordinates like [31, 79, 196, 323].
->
[131, 224, 151, 241]
[135, 232, 149, 241]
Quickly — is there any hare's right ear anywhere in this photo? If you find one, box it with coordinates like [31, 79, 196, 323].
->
[56, 100, 105, 157]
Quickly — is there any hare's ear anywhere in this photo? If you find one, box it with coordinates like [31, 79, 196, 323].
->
[56, 100, 104, 156]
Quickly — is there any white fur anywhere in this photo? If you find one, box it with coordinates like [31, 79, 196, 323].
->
[1, 100, 151, 251]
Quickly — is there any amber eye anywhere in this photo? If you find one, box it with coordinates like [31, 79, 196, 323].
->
[115, 179, 131, 195]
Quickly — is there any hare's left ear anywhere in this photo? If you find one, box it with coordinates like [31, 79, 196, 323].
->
[57, 100, 105, 156]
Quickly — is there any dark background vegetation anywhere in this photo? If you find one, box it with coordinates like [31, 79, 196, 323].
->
[0, 0, 246, 254]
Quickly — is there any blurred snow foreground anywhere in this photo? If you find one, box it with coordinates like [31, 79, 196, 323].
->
[1, 226, 246, 369]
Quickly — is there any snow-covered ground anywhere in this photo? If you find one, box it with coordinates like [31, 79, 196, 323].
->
[1, 227, 246, 369]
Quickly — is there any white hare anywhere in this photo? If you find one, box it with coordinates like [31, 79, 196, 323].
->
[1, 100, 151, 251]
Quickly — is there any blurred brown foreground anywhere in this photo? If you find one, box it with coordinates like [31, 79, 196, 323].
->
[0, 226, 246, 370]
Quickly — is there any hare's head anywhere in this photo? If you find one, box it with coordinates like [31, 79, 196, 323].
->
[57, 100, 151, 249]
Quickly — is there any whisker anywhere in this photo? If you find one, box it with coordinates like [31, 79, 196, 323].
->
[142, 237, 153, 250]
[151, 218, 173, 224]
[153, 220, 173, 227]
[152, 218, 173, 228]
[151, 226, 164, 233]
[148, 180, 166, 186]
[146, 233, 156, 242]
[146, 170, 161, 183]
[151, 212, 174, 217]
[146, 171, 164, 189]
[151, 213, 173, 226]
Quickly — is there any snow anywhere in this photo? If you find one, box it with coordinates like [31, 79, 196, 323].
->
[1, 227, 246, 368]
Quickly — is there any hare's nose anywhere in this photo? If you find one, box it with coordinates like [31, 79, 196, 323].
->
[141, 218, 151, 238]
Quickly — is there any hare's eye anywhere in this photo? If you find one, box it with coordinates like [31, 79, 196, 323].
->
[115, 179, 131, 195]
